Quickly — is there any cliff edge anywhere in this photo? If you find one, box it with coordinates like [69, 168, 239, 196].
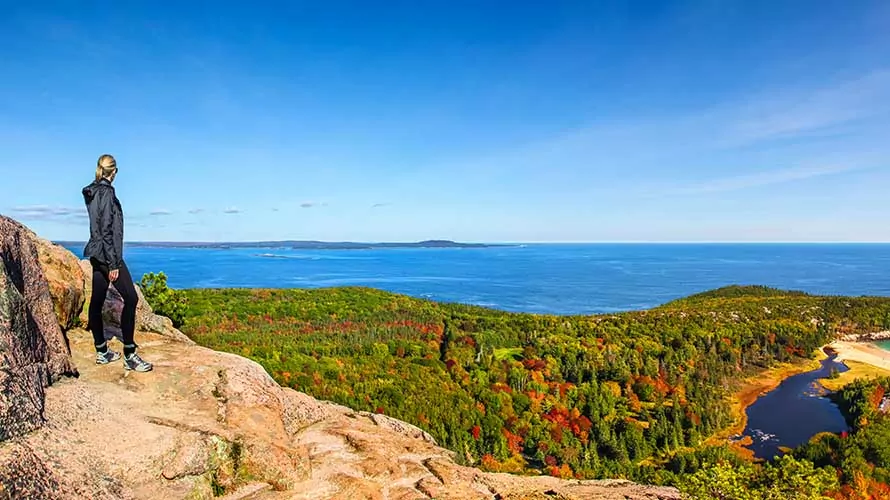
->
[0, 215, 679, 500]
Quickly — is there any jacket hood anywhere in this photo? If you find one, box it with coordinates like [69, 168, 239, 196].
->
[82, 179, 112, 204]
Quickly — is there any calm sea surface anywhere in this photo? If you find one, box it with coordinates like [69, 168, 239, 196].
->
[62, 243, 890, 315]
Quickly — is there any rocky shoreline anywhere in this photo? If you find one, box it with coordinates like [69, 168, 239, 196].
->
[837, 330, 890, 342]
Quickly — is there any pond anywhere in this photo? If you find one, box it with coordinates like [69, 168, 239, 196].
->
[742, 352, 850, 459]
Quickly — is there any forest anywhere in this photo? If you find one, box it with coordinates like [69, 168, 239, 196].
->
[175, 284, 890, 497]
[793, 376, 890, 498]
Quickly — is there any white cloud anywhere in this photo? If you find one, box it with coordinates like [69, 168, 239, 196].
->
[411, 69, 890, 191]
[8, 205, 86, 223]
[725, 71, 890, 145]
[666, 164, 867, 196]
[300, 201, 328, 208]
[11, 205, 77, 216]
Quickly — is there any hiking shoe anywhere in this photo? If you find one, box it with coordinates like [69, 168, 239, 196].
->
[123, 353, 153, 372]
[96, 350, 122, 365]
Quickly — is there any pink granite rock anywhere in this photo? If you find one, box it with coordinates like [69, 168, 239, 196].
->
[0, 216, 78, 442]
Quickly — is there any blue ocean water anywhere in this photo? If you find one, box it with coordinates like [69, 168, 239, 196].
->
[61, 243, 890, 315]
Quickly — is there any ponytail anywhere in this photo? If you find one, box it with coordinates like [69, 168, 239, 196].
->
[95, 154, 117, 182]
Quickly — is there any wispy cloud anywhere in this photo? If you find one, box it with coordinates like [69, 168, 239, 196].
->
[11, 205, 77, 216]
[223, 207, 241, 214]
[723, 70, 890, 146]
[300, 201, 328, 208]
[665, 164, 866, 196]
[8, 205, 87, 223]
[188, 208, 204, 214]
[150, 209, 172, 216]
[371, 203, 391, 208]
[400, 69, 890, 203]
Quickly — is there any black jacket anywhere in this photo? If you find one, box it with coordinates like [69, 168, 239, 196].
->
[82, 178, 124, 270]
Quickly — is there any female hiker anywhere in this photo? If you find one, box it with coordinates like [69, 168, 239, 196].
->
[82, 154, 153, 372]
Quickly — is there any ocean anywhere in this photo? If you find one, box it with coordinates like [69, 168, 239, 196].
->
[61, 243, 890, 315]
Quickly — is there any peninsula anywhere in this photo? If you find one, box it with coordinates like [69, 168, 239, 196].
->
[54, 239, 509, 250]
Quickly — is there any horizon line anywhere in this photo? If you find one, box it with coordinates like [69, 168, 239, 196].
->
[53, 239, 890, 245]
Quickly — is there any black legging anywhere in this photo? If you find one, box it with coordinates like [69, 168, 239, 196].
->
[88, 258, 138, 354]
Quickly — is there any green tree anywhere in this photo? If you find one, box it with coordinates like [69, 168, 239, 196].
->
[678, 456, 837, 500]
[140, 271, 189, 327]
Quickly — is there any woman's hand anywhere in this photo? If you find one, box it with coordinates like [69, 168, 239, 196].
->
[109, 269, 119, 282]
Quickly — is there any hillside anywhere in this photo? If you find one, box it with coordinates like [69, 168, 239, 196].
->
[661, 285, 812, 305]
[0, 216, 680, 499]
[179, 284, 890, 495]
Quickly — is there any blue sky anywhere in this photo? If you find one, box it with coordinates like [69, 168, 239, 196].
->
[2, 1, 889, 242]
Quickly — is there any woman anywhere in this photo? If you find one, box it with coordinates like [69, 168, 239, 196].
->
[82, 154, 153, 372]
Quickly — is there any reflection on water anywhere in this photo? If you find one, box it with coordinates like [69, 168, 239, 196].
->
[743, 353, 850, 460]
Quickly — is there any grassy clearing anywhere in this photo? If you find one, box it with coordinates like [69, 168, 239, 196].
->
[820, 359, 890, 392]
[492, 347, 523, 361]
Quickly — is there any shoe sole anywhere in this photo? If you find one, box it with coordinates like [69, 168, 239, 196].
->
[124, 365, 153, 372]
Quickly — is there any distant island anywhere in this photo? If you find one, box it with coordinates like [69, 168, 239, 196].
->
[55, 240, 511, 250]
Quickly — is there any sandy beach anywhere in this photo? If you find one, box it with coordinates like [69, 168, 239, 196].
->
[827, 340, 890, 372]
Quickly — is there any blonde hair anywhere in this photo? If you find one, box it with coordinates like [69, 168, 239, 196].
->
[95, 154, 117, 182]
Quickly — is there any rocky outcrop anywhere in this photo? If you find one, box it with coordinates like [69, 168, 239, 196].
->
[78, 259, 194, 345]
[0, 216, 680, 500]
[34, 238, 85, 332]
[0, 216, 78, 442]
[838, 330, 890, 342]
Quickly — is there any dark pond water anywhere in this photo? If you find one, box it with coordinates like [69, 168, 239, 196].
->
[742, 354, 850, 459]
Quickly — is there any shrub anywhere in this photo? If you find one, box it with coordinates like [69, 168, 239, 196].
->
[140, 271, 188, 327]
[677, 455, 838, 500]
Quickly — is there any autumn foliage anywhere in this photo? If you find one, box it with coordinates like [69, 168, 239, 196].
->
[180, 285, 890, 493]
